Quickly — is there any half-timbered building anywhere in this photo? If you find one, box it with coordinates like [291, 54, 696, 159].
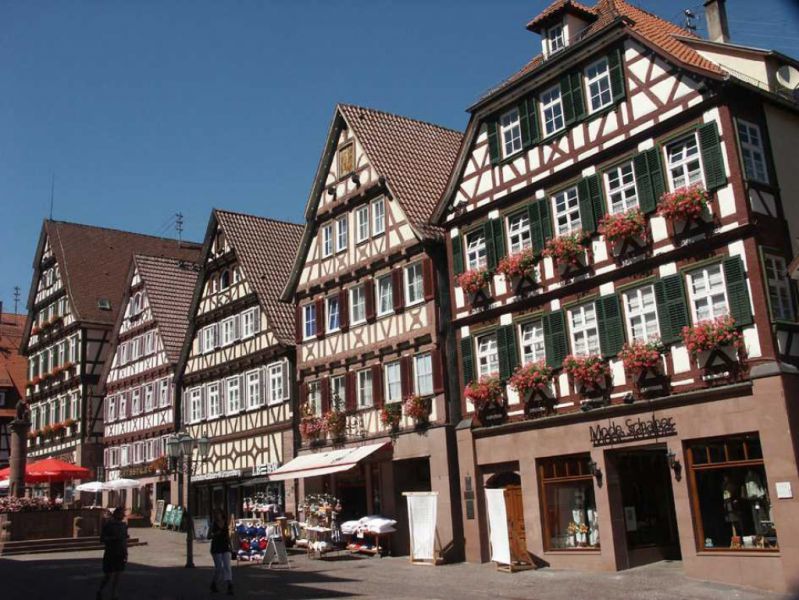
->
[100, 253, 201, 517]
[0, 311, 27, 468]
[20, 220, 201, 485]
[280, 104, 464, 559]
[432, 0, 799, 591]
[176, 210, 303, 519]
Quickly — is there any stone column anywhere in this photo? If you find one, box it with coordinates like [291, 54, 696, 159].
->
[9, 415, 31, 498]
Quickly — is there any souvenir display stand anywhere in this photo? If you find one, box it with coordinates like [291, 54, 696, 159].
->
[295, 494, 343, 559]
[234, 519, 283, 564]
[340, 516, 397, 557]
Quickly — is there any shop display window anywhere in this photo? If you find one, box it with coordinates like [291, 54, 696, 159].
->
[686, 433, 777, 551]
[537, 454, 600, 550]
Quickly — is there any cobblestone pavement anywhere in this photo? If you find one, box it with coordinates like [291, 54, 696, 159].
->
[0, 528, 794, 600]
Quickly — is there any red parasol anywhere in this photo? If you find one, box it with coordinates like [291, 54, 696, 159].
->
[0, 458, 90, 483]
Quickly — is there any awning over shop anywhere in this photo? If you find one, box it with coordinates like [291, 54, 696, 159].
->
[268, 442, 389, 482]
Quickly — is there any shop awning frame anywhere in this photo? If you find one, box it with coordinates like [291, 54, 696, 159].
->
[267, 442, 390, 482]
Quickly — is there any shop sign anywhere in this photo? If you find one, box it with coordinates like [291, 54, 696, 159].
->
[119, 464, 154, 479]
[589, 416, 677, 447]
[192, 469, 242, 482]
[252, 462, 280, 476]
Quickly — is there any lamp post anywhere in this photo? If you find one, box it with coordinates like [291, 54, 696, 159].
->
[167, 431, 210, 568]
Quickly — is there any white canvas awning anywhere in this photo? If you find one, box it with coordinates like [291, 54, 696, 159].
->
[267, 442, 389, 482]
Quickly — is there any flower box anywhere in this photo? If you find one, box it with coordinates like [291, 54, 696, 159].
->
[299, 416, 325, 444]
[696, 344, 740, 371]
[600, 209, 648, 256]
[562, 355, 611, 399]
[464, 375, 506, 426]
[324, 410, 347, 442]
[497, 249, 538, 296]
[457, 268, 492, 306]
[658, 185, 712, 238]
[403, 395, 431, 427]
[681, 315, 743, 371]
[508, 361, 553, 401]
[380, 402, 402, 431]
[544, 231, 590, 277]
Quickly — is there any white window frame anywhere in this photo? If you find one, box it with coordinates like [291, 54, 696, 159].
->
[736, 119, 769, 184]
[404, 262, 424, 306]
[377, 274, 393, 317]
[604, 161, 638, 213]
[371, 197, 386, 236]
[355, 205, 370, 243]
[336, 216, 349, 253]
[303, 304, 316, 340]
[308, 381, 322, 416]
[465, 230, 487, 270]
[764, 254, 794, 322]
[500, 107, 523, 158]
[326, 296, 340, 332]
[666, 133, 704, 190]
[357, 369, 373, 408]
[189, 388, 202, 423]
[507, 212, 532, 254]
[131, 336, 142, 361]
[331, 374, 346, 410]
[350, 285, 366, 325]
[221, 317, 236, 346]
[547, 22, 565, 54]
[207, 383, 221, 418]
[246, 369, 262, 409]
[241, 308, 256, 339]
[118, 393, 127, 417]
[552, 186, 581, 235]
[384, 361, 402, 404]
[159, 378, 170, 408]
[569, 302, 601, 356]
[70, 392, 78, 420]
[623, 285, 661, 343]
[540, 84, 565, 137]
[687, 264, 729, 323]
[476, 333, 499, 378]
[144, 384, 154, 412]
[131, 388, 142, 415]
[268, 363, 285, 405]
[203, 326, 216, 353]
[107, 395, 116, 422]
[584, 57, 612, 113]
[321, 223, 333, 258]
[226, 376, 241, 414]
[520, 320, 546, 364]
[414, 353, 433, 397]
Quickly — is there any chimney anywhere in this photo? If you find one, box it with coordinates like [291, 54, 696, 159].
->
[704, 0, 730, 43]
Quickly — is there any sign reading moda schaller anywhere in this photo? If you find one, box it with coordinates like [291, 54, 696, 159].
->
[590, 416, 677, 447]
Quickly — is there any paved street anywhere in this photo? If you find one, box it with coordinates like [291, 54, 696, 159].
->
[0, 528, 793, 600]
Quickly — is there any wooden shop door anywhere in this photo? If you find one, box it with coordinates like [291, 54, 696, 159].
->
[504, 485, 530, 567]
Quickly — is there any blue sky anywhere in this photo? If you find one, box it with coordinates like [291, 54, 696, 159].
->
[2, 0, 798, 313]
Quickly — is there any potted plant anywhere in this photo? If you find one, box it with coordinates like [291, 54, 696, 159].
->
[31, 325, 41, 335]
[599, 208, 648, 256]
[63, 418, 77, 435]
[403, 394, 431, 427]
[30, 375, 42, 387]
[41, 424, 54, 440]
[380, 402, 402, 431]
[51, 422, 66, 437]
[562, 354, 612, 398]
[299, 416, 325, 445]
[618, 339, 669, 397]
[457, 267, 492, 306]
[496, 249, 538, 295]
[464, 375, 506, 426]
[544, 230, 590, 276]
[149, 455, 168, 475]
[27, 430, 37, 443]
[657, 184, 710, 236]
[681, 315, 743, 370]
[323, 410, 347, 442]
[508, 360, 555, 418]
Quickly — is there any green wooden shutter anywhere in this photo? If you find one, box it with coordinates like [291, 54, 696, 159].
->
[597, 295, 625, 357]
[633, 148, 665, 214]
[543, 310, 569, 368]
[587, 174, 604, 225]
[497, 324, 519, 380]
[452, 235, 464, 275]
[560, 75, 574, 125]
[647, 147, 666, 202]
[654, 275, 690, 344]
[486, 118, 501, 166]
[518, 100, 531, 148]
[577, 178, 597, 233]
[608, 48, 625, 102]
[484, 221, 497, 270]
[541, 197, 553, 241]
[526, 97, 540, 145]
[724, 256, 753, 326]
[492, 219, 507, 262]
[570, 71, 586, 121]
[528, 199, 552, 253]
[698, 122, 727, 191]
[461, 337, 475, 387]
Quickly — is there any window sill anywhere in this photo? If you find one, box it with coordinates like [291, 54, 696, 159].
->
[406, 299, 425, 309]
[695, 549, 779, 557]
[376, 311, 394, 320]
[543, 548, 601, 554]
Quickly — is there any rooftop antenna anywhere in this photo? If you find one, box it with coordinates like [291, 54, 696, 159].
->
[683, 9, 697, 33]
[175, 212, 184, 246]
[49, 173, 55, 220]
[13, 286, 21, 314]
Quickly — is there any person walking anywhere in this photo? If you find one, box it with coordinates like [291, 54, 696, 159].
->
[96, 506, 128, 600]
[209, 509, 233, 595]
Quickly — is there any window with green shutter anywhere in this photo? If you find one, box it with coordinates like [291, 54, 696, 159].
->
[491, 219, 507, 264]
[461, 337, 475, 387]
[497, 324, 519, 380]
[577, 176, 602, 233]
[596, 294, 625, 357]
[484, 221, 497, 269]
[486, 118, 501, 166]
[525, 96, 541, 146]
[451, 235, 464, 275]
[560, 72, 586, 125]
[698, 122, 727, 191]
[654, 275, 690, 344]
[608, 48, 625, 102]
[723, 256, 753, 326]
[633, 148, 666, 214]
[543, 310, 569, 368]
[528, 198, 553, 253]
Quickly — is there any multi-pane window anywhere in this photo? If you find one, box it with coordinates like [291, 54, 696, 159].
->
[327, 296, 340, 332]
[144, 331, 155, 355]
[132, 388, 142, 415]
[377, 275, 393, 316]
[585, 58, 612, 113]
[247, 370, 262, 408]
[385, 361, 402, 404]
[624, 285, 660, 342]
[303, 304, 316, 339]
[159, 378, 170, 407]
[356, 205, 370, 243]
[476, 333, 499, 378]
[221, 317, 235, 346]
[118, 393, 127, 417]
[405, 262, 424, 305]
[336, 216, 349, 252]
[465, 230, 487, 270]
[736, 120, 768, 184]
[552, 186, 581, 235]
[203, 326, 216, 353]
[207, 383, 221, 418]
[541, 84, 565, 136]
[507, 212, 532, 254]
[321, 224, 333, 257]
[500, 108, 523, 158]
[268, 363, 285, 404]
[520, 320, 546, 364]
[414, 353, 433, 396]
[547, 23, 565, 53]
[350, 285, 366, 324]
[331, 375, 346, 410]
[308, 381, 322, 416]
[107, 396, 116, 422]
[372, 198, 386, 236]
[70, 393, 78, 420]
[69, 335, 77, 363]
[764, 254, 793, 321]
[242, 308, 257, 338]
[190, 388, 202, 423]
[569, 303, 601, 356]
[144, 384, 154, 412]
[357, 369, 373, 408]
[667, 134, 703, 190]
[131, 337, 142, 360]
[605, 162, 638, 213]
[688, 264, 728, 322]
[226, 376, 241, 414]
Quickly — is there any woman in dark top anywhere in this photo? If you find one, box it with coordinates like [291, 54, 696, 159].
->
[209, 509, 233, 595]
[96, 506, 128, 600]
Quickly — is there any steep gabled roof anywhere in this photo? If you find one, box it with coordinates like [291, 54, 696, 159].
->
[22, 220, 202, 350]
[526, 0, 597, 32]
[0, 313, 27, 398]
[214, 210, 304, 345]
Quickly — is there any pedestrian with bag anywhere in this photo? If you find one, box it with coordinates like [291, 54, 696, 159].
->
[208, 508, 233, 595]
[96, 506, 128, 600]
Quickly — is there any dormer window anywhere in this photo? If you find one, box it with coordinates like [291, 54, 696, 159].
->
[547, 23, 565, 54]
[220, 270, 231, 290]
[500, 108, 523, 158]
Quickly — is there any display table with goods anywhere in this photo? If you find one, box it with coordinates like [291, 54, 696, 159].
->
[295, 494, 343, 558]
[340, 516, 397, 557]
[234, 519, 285, 563]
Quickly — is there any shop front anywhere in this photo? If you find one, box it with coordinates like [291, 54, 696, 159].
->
[191, 467, 290, 523]
[457, 375, 799, 592]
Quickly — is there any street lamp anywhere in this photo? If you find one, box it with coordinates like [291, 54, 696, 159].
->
[166, 430, 210, 568]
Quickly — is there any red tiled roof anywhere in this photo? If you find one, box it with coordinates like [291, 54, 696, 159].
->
[133, 254, 201, 364]
[0, 313, 27, 398]
[338, 104, 463, 239]
[526, 0, 597, 32]
[214, 210, 304, 345]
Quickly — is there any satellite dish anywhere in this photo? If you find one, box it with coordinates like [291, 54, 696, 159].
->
[776, 64, 799, 90]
